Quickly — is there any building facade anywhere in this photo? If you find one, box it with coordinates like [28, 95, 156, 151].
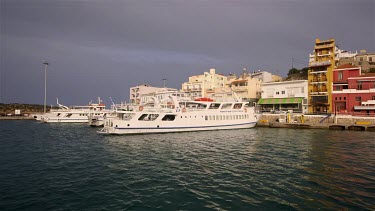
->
[337, 50, 375, 73]
[181, 68, 227, 99]
[332, 64, 375, 116]
[139, 88, 186, 105]
[258, 80, 308, 113]
[130, 85, 173, 105]
[308, 38, 336, 114]
[206, 72, 262, 103]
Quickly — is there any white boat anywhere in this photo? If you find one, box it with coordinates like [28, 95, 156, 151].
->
[41, 98, 109, 123]
[99, 96, 262, 135]
[88, 103, 136, 127]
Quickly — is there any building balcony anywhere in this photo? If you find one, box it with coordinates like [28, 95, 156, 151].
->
[354, 106, 375, 110]
[309, 60, 332, 67]
[314, 43, 334, 49]
[317, 53, 332, 57]
[232, 86, 247, 91]
[310, 92, 328, 95]
[310, 77, 327, 83]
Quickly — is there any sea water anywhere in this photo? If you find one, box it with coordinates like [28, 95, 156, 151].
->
[0, 121, 374, 210]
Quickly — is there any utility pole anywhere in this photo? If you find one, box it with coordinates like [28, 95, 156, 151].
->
[292, 57, 294, 69]
[43, 62, 49, 113]
[162, 78, 167, 88]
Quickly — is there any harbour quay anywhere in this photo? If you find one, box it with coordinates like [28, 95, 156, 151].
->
[257, 113, 375, 131]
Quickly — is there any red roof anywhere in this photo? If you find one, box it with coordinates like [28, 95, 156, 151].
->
[335, 64, 358, 69]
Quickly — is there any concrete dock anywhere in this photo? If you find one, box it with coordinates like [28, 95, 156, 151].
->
[258, 114, 375, 131]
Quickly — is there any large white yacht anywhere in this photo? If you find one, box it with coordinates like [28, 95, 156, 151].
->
[99, 96, 262, 135]
[41, 98, 109, 123]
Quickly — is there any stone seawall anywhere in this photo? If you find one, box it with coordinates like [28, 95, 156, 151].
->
[258, 113, 375, 127]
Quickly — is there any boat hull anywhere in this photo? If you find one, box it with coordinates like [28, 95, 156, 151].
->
[42, 118, 88, 123]
[98, 121, 258, 135]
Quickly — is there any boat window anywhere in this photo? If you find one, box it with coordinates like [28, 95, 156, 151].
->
[162, 115, 176, 121]
[138, 114, 148, 120]
[205, 116, 208, 120]
[179, 102, 186, 108]
[196, 103, 207, 109]
[221, 103, 232, 109]
[57, 113, 61, 116]
[209, 103, 221, 109]
[234, 103, 242, 109]
[66, 114, 72, 117]
[122, 113, 134, 121]
[138, 114, 159, 121]
[150, 114, 159, 121]
[244, 103, 250, 107]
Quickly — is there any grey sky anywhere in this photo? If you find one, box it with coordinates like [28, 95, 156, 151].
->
[1, 0, 374, 105]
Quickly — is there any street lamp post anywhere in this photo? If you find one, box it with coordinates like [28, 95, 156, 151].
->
[43, 62, 49, 114]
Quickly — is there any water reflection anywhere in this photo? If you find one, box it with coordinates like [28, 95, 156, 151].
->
[1, 121, 374, 210]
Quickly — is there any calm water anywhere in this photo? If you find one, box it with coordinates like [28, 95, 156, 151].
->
[0, 121, 374, 210]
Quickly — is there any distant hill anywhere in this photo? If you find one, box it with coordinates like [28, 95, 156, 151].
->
[0, 103, 56, 115]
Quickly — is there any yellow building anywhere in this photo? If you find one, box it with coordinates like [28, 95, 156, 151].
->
[308, 38, 335, 113]
[181, 68, 227, 98]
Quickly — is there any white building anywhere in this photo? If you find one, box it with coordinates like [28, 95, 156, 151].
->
[130, 85, 175, 105]
[309, 46, 357, 66]
[258, 80, 308, 113]
[140, 89, 190, 106]
[250, 71, 278, 83]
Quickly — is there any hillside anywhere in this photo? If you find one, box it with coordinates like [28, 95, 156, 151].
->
[0, 103, 55, 115]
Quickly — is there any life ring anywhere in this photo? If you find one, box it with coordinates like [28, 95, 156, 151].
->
[182, 108, 186, 113]
[139, 106, 143, 111]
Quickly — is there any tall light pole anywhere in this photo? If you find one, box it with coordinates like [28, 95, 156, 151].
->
[43, 62, 49, 113]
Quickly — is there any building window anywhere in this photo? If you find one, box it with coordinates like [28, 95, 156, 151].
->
[344, 97, 346, 100]
[370, 57, 373, 62]
[358, 82, 362, 90]
[372, 96, 375, 100]
[276, 92, 279, 95]
[281, 91, 285, 94]
[355, 96, 361, 101]
[338, 71, 343, 80]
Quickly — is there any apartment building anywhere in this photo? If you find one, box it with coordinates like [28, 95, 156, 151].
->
[308, 38, 336, 114]
[181, 68, 227, 99]
[332, 64, 375, 116]
[258, 80, 308, 113]
[130, 85, 174, 105]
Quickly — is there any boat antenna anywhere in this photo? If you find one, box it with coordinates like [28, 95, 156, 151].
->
[109, 97, 115, 105]
[231, 88, 241, 102]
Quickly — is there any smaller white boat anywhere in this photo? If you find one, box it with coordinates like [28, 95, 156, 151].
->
[88, 103, 135, 127]
[41, 98, 109, 123]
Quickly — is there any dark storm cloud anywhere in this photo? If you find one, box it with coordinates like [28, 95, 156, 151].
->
[1, 0, 374, 105]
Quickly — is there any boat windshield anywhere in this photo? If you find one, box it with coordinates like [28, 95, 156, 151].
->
[221, 103, 232, 109]
[209, 103, 221, 109]
[233, 103, 243, 109]
[179, 102, 207, 110]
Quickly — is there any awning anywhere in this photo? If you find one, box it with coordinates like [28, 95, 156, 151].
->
[257, 97, 303, 105]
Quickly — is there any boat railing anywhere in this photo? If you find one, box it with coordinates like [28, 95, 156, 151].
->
[143, 107, 174, 113]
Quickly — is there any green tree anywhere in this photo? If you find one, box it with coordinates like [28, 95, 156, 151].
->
[287, 68, 300, 76]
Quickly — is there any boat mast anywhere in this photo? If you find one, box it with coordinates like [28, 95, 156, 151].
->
[43, 62, 49, 114]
